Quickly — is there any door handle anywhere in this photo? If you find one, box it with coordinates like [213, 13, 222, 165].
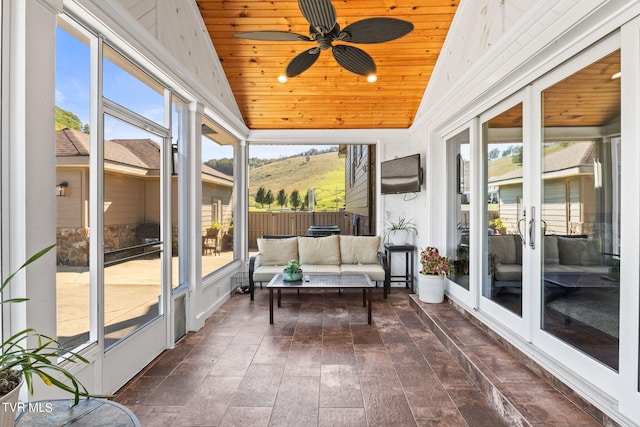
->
[517, 210, 527, 247]
[529, 207, 535, 249]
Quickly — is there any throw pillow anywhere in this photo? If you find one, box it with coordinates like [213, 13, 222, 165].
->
[298, 235, 341, 265]
[488, 235, 516, 265]
[544, 236, 560, 265]
[257, 237, 298, 266]
[339, 235, 381, 264]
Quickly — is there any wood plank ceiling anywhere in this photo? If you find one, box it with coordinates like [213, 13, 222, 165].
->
[488, 50, 621, 129]
[195, 0, 460, 130]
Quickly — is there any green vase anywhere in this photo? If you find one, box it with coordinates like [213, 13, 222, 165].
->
[283, 270, 303, 281]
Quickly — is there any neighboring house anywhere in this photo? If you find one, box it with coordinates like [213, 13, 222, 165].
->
[489, 142, 605, 236]
[55, 128, 234, 266]
[341, 144, 376, 235]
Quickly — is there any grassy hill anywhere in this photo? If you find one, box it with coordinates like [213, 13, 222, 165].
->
[249, 152, 345, 211]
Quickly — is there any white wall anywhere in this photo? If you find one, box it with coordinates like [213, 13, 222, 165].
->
[415, 0, 533, 124]
[116, 0, 242, 120]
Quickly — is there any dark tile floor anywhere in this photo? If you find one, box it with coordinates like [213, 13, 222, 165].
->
[113, 287, 594, 426]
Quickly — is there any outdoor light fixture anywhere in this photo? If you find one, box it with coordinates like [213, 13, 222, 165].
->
[171, 143, 179, 176]
[56, 181, 69, 197]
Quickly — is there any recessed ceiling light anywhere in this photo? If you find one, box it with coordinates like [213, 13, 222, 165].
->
[367, 74, 377, 83]
[278, 75, 288, 83]
[611, 72, 621, 80]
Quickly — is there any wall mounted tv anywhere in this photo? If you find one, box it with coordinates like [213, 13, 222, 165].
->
[381, 154, 423, 194]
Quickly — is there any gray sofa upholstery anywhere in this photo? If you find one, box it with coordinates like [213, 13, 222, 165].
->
[490, 234, 608, 284]
[248, 234, 390, 300]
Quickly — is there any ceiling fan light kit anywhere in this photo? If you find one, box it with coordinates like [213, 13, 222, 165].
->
[234, 0, 414, 79]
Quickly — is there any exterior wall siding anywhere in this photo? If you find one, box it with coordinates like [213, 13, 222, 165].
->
[201, 183, 233, 235]
[542, 179, 567, 235]
[344, 145, 375, 234]
[498, 185, 521, 233]
[104, 173, 145, 226]
[56, 169, 85, 228]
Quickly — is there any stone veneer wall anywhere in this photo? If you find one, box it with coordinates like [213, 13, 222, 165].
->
[57, 225, 137, 267]
[57, 228, 90, 266]
[57, 225, 180, 267]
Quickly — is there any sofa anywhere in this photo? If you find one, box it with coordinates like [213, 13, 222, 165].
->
[248, 234, 390, 300]
[489, 234, 608, 290]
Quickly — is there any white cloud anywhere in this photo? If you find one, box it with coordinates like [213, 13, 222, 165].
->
[55, 89, 65, 105]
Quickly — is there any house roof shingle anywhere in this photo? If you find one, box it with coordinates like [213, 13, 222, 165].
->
[56, 128, 234, 184]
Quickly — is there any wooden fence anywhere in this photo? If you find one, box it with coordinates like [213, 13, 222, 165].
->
[248, 211, 354, 248]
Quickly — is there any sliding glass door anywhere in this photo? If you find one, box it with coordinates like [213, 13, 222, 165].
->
[539, 50, 621, 371]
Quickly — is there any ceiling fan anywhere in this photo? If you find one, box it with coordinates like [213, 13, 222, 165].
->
[234, 0, 414, 79]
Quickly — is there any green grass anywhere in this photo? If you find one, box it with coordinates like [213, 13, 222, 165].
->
[249, 152, 345, 211]
[488, 143, 577, 179]
[488, 155, 522, 178]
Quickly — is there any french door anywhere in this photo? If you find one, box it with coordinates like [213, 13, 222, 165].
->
[473, 35, 623, 395]
[478, 94, 531, 338]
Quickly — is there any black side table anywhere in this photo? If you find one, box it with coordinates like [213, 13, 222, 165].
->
[384, 244, 417, 294]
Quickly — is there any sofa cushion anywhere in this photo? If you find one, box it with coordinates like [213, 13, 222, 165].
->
[298, 235, 341, 265]
[544, 236, 559, 265]
[543, 264, 582, 274]
[298, 265, 341, 274]
[557, 237, 601, 266]
[340, 264, 386, 281]
[253, 265, 287, 282]
[257, 237, 298, 266]
[339, 235, 380, 264]
[488, 235, 516, 265]
[494, 264, 522, 282]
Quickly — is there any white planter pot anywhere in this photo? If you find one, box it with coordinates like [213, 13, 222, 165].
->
[388, 230, 411, 245]
[418, 274, 444, 303]
[0, 375, 22, 427]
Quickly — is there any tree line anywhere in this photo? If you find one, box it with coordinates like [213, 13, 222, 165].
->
[254, 187, 316, 210]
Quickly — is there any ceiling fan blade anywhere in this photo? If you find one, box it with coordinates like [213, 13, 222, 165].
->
[298, 0, 337, 34]
[286, 49, 321, 77]
[341, 18, 414, 44]
[234, 31, 312, 42]
[332, 45, 376, 76]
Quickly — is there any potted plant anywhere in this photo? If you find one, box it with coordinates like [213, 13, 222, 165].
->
[282, 259, 303, 281]
[418, 246, 453, 303]
[206, 221, 222, 238]
[0, 245, 92, 426]
[384, 216, 418, 245]
[492, 218, 507, 235]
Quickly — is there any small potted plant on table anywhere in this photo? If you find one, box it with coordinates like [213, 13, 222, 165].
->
[384, 216, 418, 245]
[418, 246, 453, 303]
[282, 259, 303, 282]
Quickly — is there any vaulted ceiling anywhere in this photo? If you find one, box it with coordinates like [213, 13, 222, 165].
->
[195, 0, 460, 130]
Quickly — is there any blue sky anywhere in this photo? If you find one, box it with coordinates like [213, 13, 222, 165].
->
[56, 27, 334, 160]
[249, 145, 335, 159]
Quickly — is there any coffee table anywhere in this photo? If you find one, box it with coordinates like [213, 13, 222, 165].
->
[544, 272, 619, 289]
[266, 274, 375, 324]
